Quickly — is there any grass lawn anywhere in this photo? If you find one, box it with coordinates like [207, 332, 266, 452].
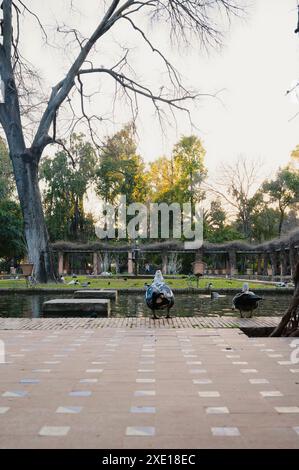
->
[0, 276, 277, 290]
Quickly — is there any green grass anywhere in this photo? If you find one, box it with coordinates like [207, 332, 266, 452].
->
[0, 276, 276, 290]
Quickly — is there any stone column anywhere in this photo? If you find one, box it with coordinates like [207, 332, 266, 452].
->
[128, 251, 134, 275]
[270, 251, 278, 277]
[228, 250, 237, 276]
[114, 254, 120, 274]
[280, 249, 288, 277]
[64, 254, 70, 275]
[102, 252, 110, 272]
[289, 245, 297, 277]
[162, 253, 168, 275]
[93, 252, 98, 275]
[58, 252, 64, 275]
[257, 254, 262, 275]
[262, 253, 269, 276]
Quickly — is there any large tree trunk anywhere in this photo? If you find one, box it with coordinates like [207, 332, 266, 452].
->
[11, 151, 57, 283]
[270, 262, 299, 337]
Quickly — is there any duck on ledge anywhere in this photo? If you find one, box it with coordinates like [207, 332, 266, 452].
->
[232, 283, 262, 318]
[145, 270, 174, 319]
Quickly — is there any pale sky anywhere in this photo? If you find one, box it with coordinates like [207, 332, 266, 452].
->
[17, 0, 299, 184]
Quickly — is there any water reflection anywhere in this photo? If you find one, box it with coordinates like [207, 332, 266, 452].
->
[0, 293, 292, 318]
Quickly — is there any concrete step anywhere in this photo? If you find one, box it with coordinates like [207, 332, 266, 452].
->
[74, 289, 118, 300]
[42, 299, 111, 316]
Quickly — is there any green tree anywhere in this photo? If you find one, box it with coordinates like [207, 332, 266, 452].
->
[0, 137, 14, 199]
[204, 198, 243, 243]
[262, 166, 299, 237]
[0, 138, 24, 263]
[40, 134, 96, 241]
[149, 136, 207, 206]
[0, 200, 24, 260]
[148, 156, 176, 204]
[96, 124, 149, 204]
[172, 135, 207, 207]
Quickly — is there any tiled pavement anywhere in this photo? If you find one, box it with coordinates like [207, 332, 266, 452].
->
[0, 316, 280, 330]
[0, 326, 299, 449]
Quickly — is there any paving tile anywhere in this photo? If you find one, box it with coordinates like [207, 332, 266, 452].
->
[130, 406, 156, 414]
[198, 391, 220, 397]
[249, 379, 269, 384]
[80, 379, 98, 383]
[126, 426, 155, 436]
[69, 391, 92, 397]
[56, 406, 82, 414]
[134, 391, 156, 397]
[275, 407, 299, 413]
[39, 426, 70, 437]
[193, 379, 212, 384]
[260, 391, 283, 397]
[2, 391, 28, 398]
[20, 379, 40, 384]
[206, 407, 229, 414]
[136, 379, 155, 383]
[211, 427, 240, 436]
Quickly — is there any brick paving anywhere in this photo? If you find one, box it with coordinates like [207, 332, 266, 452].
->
[0, 326, 298, 449]
[0, 316, 280, 330]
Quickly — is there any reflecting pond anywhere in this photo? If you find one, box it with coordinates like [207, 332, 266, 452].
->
[0, 292, 292, 318]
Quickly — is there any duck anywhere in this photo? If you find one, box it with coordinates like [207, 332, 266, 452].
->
[81, 281, 91, 288]
[232, 283, 262, 318]
[68, 279, 80, 286]
[211, 291, 220, 300]
[145, 270, 174, 319]
[276, 282, 287, 288]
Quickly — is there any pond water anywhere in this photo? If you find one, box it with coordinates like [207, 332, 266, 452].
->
[0, 292, 292, 318]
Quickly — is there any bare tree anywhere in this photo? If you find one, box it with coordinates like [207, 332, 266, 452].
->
[205, 156, 263, 240]
[0, 0, 243, 282]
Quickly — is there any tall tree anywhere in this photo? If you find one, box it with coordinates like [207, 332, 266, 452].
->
[40, 134, 96, 241]
[148, 156, 176, 204]
[149, 135, 207, 207]
[204, 198, 242, 243]
[172, 135, 207, 208]
[0, 0, 242, 281]
[0, 199, 24, 260]
[262, 166, 299, 237]
[0, 138, 24, 261]
[0, 136, 13, 199]
[96, 124, 148, 204]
